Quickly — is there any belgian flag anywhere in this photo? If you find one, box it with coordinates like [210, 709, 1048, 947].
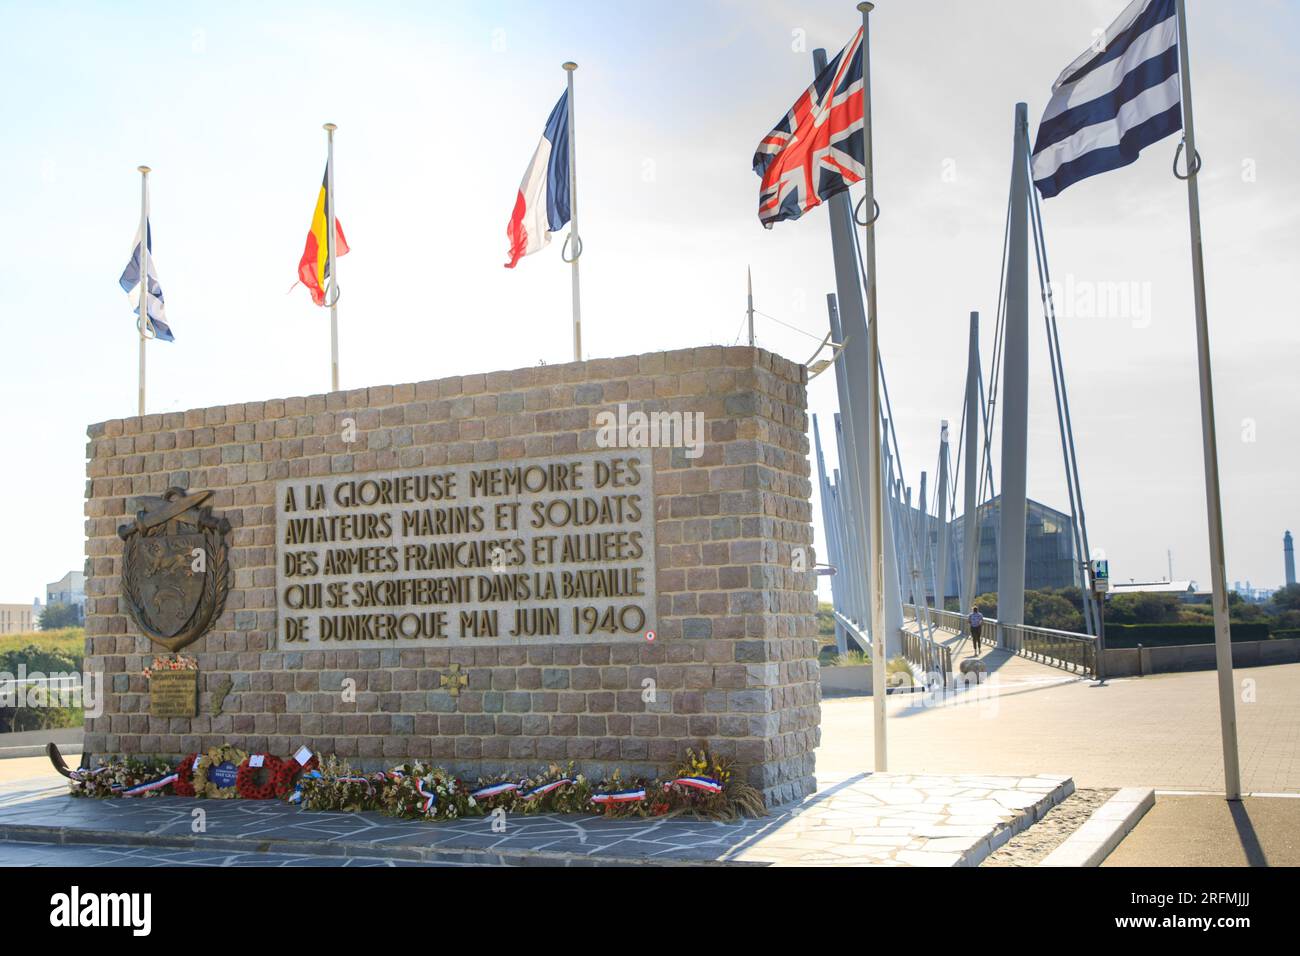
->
[298, 164, 349, 306]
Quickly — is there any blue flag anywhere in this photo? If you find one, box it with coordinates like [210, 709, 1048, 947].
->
[1031, 0, 1183, 198]
[120, 218, 174, 341]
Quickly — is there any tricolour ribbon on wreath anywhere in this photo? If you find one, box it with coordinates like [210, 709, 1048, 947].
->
[119, 772, 180, 796]
[519, 779, 575, 801]
[589, 788, 647, 805]
[470, 782, 521, 800]
[663, 776, 723, 794]
[415, 778, 438, 814]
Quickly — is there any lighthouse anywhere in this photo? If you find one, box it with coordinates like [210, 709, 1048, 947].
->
[1286, 531, 1296, 588]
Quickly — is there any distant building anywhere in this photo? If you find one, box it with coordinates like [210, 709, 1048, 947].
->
[1109, 581, 1197, 598]
[45, 570, 86, 623]
[0, 603, 37, 635]
[1286, 531, 1296, 588]
[902, 495, 1082, 603]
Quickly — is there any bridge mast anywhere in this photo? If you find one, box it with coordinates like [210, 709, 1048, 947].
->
[998, 102, 1031, 630]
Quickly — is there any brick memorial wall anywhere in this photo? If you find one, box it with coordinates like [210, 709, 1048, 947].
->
[82, 347, 820, 804]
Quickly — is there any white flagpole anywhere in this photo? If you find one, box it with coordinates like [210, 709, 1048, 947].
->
[563, 62, 582, 362]
[324, 122, 340, 392]
[858, 1, 887, 772]
[137, 165, 151, 417]
[1174, 0, 1241, 800]
[747, 266, 755, 346]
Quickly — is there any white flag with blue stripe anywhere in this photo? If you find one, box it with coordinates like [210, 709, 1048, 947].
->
[119, 218, 174, 342]
[1031, 0, 1183, 199]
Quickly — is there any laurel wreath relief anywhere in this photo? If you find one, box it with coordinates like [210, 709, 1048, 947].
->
[122, 523, 229, 653]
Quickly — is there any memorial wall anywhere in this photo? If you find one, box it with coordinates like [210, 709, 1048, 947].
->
[82, 347, 819, 805]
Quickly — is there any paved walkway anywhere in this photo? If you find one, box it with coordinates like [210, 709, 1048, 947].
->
[1104, 794, 1300, 867]
[819, 658, 1300, 794]
[0, 771, 1071, 867]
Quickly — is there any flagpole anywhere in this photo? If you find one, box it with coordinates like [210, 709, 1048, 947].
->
[1174, 0, 1241, 801]
[324, 122, 340, 392]
[137, 165, 151, 417]
[563, 62, 582, 363]
[858, 1, 887, 772]
[746, 266, 755, 346]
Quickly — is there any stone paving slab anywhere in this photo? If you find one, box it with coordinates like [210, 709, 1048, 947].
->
[0, 772, 1073, 867]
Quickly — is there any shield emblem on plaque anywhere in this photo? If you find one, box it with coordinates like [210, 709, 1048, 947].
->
[119, 488, 231, 652]
[135, 534, 205, 637]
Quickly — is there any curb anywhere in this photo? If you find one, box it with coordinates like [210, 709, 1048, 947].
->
[1038, 787, 1155, 867]
[957, 776, 1076, 867]
[0, 746, 82, 760]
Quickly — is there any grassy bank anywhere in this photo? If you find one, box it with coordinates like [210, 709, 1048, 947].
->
[0, 628, 85, 659]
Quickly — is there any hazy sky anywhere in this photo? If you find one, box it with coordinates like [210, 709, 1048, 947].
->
[0, 0, 1296, 607]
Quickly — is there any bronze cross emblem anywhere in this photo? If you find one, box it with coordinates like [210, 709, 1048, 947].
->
[440, 664, 468, 698]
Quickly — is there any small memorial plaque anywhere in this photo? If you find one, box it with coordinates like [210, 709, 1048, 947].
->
[210, 761, 239, 790]
[149, 669, 197, 718]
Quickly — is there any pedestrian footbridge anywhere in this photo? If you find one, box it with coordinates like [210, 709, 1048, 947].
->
[901, 606, 1097, 690]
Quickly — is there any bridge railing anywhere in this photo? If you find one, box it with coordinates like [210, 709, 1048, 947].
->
[997, 620, 1097, 679]
[902, 604, 1097, 679]
[899, 606, 953, 687]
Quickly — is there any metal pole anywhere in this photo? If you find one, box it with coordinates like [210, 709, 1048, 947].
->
[1174, 0, 1240, 800]
[858, 2, 887, 774]
[936, 422, 951, 610]
[563, 61, 582, 362]
[832, 459, 861, 626]
[324, 123, 339, 392]
[998, 103, 1031, 629]
[833, 416, 866, 633]
[827, 295, 870, 633]
[136, 166, 150, 417]
[962, 312, 981, 614]
[747, 266, 755, 347]
[814, 415, 848, 654]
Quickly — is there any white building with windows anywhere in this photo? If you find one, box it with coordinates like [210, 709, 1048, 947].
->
[45, 570, 86, 622]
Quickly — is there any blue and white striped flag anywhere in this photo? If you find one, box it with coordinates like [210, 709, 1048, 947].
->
[1031, 0, 1183, 199]
[119, 218, 174, 342]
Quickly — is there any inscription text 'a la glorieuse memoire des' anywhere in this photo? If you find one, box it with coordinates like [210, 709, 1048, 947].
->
[274, 453, 657, 648]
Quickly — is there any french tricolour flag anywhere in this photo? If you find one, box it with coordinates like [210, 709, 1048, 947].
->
[1031, 0, 1183, 199]
[505, 90, 571, 268]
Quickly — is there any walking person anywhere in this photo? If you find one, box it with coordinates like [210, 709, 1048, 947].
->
[969, 606, 985, 654]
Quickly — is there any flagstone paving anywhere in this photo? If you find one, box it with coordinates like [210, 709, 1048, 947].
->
[0, 771, 1072, 867]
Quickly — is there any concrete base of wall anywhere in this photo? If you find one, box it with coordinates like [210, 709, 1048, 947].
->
[818, 665, 872, 696]
[1105, 637, 1300, 678]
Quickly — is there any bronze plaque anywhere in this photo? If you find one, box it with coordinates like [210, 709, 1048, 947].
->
[274, 454, 657, 650]
[119, 487, 230, 653]
[149, 670, 198, 718]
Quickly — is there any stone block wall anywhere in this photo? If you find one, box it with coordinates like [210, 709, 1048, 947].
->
[81, 347, 820, 805]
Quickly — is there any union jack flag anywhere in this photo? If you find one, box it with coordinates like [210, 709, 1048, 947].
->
[753, 28, 865, 229]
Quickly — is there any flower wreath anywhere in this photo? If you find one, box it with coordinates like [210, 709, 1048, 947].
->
[172, 753, 200, 798]
[273, 751, 319, 799]
[235, 755, 283, 800]
[192, 745, 249, 800]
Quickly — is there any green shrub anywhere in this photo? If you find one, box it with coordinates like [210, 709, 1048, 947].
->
[1104, 622, 1272, 649]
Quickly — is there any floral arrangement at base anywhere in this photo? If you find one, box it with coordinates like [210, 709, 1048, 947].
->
[191, 745, 248, 799]
[69, 745, 767, 822]
[66, 756, 178, 799]
[141, 655, 198, 680]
